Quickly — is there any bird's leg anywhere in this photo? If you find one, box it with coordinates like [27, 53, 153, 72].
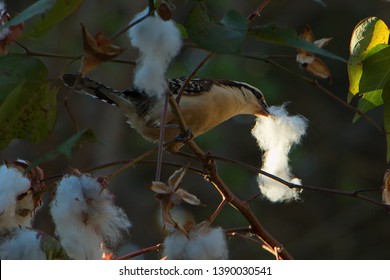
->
[165, 128, 194, 154]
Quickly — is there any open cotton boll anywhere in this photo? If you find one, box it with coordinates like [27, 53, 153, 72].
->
[163, 223, 228, 260]
[50, 175, 101, 259]
[0, 1, 10, 41]
[0, 165, 33, 229]
[128, 7, 182, 97]
[77, 175, 131, 246]
[0, 228, 46, 259]
[50, 174, 131, 259]
[252, 105, 308, 202]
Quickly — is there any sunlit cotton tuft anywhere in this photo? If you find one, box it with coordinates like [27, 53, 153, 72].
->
[128, 7, 182, 97]
[163, 223, 228, 259]
[50, 174, 131, 259]
[252, 105, 308, 202]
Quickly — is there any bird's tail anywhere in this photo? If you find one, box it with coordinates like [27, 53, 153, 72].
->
[61, 73, 118, 106]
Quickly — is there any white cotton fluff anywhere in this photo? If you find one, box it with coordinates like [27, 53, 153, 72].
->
[252, 105, 308, 202]
[128, 7, 182, 97]
[163, 224, 228, 260]
[0, 228, 46, 259]
[0, 1, 10, 41]
[50, 174, 131, 259]
[0, 165, 34, 229]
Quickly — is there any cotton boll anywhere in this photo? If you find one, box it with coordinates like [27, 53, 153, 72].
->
[50, 174, 131, 259]
[77, 175, 131, 246]
[0, 165, 33, 229]
[252, 105, 308, 202]
[163, 223, 228, 260]
[50, 175, 101, 259]
[0, 1, 10, 41]
[128, 8, 182, 97]
[0, 228, 46, 260]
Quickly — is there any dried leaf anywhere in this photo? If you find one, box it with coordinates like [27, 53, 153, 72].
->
[176, 188, 202, 206]
[298, 54, 332, 80]
[314, 37, 332, 48]
[297, 25, 332, 81]
[168, 166, 187, 190]
[80, 24, 125, 75]
[382, 169, 390, 205]
[161, 200, 177, 232]
[150, 181, 171, 194]
[299, 25, 314, 45]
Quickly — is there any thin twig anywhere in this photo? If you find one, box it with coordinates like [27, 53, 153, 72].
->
[110, 13, 149, 41]
[115, 243, 162, 260]
[248, 0, 273, 21]
[155, 92, 170, 181]
[16, 41, 136, 65]
[175, 52, 214, 103]
[175, 0, 273, 103]
[208, 153, 388, 210]
[107, 147, 159, 179]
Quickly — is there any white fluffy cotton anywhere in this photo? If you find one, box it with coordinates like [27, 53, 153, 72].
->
[163, 223, 228, 260]
[0, 165, 34, 229]
[0, 1, 10, 41]
[128, 8, 182, 97]
[252, 105, 308, 202]
[50, 174, 131, 259]
[0, 228, 46, 260]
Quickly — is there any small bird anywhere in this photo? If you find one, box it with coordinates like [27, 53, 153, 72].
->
[61, 74, 270, 151]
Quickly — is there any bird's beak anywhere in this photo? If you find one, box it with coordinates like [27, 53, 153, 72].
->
[256, 107, 270, 117]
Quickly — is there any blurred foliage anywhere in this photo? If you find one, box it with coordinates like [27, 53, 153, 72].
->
[0, 0, 390, 259]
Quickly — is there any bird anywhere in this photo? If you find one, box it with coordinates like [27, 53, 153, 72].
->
[61, 74, 270, 151]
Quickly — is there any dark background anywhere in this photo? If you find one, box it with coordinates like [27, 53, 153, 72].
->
[2, 0, 390, 259]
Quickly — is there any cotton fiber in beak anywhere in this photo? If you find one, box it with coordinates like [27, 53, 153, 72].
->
[251, 104, 308, 202]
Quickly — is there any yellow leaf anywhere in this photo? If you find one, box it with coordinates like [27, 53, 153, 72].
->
[347, 17, 389, 101]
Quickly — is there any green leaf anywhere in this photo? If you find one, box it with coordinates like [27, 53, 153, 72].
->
[249, 24, 346, 62]
[359, 45, 390, 93]
[26, 0, 84, 38]
[347, 17, 389, 101]
[28, 128, 97, 170]
[1, 0, 56, 29]
[382, 82, 390, 162]
[352, 89, 383, 123]
[0, 83, 57, 148]
[186, 2, 248, 54]
[0, 55, 48, 103]
[0, 54, 57, 148]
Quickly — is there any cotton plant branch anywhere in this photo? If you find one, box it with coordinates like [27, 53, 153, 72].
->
[115, 243, 162, 260]
[208, 154, 389, 210]
[167, 93, 294, 260]
[15, 41, 136, 65]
